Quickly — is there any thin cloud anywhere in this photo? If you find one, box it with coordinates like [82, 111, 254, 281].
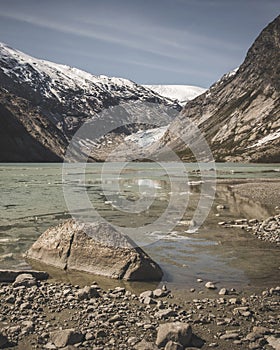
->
[0, 10, 239, 64]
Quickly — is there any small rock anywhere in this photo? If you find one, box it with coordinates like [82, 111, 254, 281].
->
[44, 342, 57, 349]
[7, 326, 21, 335]
[143, 296, 156, 305]
[95, 330, 106, 338]
[20, 302, 32, 311]
[164, 340, 183, 350]
[249, 338, 267, 349]
[76, 285, 99, 300]
[127, 337, 138, 346]
[0, 332, 10, 348]
[140, 290, 153, 299]
[252, 326, 270, 335]
[112, 286, 126, 294]
[108, 314, 122, 323]
[216, 205, 227, 210]
[134, 339, 159, 350]
[13, 273, 36, 288]
[220, 333, 240, 340]
[85, 332, 94, 341]
[233, 306, 251, 317]
[218, 288, 228, 295]
[5, 295, 15, 303]
[229, 298, 239, 304]
[205, 282, 216, 290]
[22, 320, 34, 333]
[153, 288, 167, 298]
[155, 309, 177, 319]
[50, 329, 84, 348]
[156, 322, 192, 348]
[266, 336, 280, 350]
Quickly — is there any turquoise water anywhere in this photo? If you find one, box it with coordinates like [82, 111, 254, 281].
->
[0, 163, 279, 288]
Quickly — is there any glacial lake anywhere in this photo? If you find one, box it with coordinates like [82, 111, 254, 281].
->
[0, 163, 280, 290]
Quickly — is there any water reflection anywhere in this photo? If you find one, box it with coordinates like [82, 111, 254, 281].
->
[216, 185, 272, 219]
[0, 163, 279, 289]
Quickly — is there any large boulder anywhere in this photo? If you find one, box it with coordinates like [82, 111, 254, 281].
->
[25, 219, 163, 281]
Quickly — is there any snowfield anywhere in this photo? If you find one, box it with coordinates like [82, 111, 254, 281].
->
[144, 85, 206, 105]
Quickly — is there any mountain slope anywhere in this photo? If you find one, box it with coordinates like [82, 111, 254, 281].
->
[157, 15, 280, 163]
[0, 43, 180, 161]
[143, 85, 206, 105]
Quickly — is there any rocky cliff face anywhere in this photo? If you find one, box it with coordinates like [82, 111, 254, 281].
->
[0, 43, 180, 161]
[159, 15, 280, 163]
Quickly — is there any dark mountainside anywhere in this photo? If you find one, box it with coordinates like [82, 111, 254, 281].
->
[158, 15, 280, 162]
[0, 43, 180, 162]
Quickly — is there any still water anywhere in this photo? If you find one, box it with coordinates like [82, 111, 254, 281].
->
[0, 163, 279, 289]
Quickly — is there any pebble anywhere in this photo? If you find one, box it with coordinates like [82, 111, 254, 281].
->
[218, 288, 228, 295]
[0, 274, 279, 350]
[139, 290, 153, 299]
[205, 282, 217, 290]
[220, 332, 240, 340]
[219, 214, 280, 245]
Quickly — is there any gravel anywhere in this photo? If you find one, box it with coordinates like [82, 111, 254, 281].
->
[218, 214, 280, 244]
[0, 275, 279, 349]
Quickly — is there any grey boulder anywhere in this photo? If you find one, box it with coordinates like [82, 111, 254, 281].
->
[156, 322, 192, 348]
[13, 273, 36, 288]
[50, 329, 84, 348]
[26, 219, 163, 281]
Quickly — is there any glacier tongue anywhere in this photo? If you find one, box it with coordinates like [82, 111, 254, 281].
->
[124, 126, 168, 148]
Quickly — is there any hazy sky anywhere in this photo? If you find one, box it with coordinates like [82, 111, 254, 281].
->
[0, 0, 279, 87]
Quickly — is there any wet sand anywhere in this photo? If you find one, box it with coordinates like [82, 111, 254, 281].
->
[230, 180, 280, 210]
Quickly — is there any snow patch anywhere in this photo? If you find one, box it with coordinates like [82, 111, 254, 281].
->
[214, 67, 239, 86]
[248, 129, 280, 148]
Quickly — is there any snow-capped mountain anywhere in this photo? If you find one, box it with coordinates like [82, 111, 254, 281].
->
[2, 14, 279, 164]
[0, 43, 180, 161]
[143, 85, 206, 105]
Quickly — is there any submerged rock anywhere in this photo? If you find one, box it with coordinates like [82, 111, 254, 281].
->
[25, 219, 163, 281]
[0, 269, 48, 283]
[13, 273, 36, 288]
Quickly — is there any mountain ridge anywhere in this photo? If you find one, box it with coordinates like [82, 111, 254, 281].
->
[0, 42, 180, 161]
[155, 15, 280, 163]
[0, 14, 279, 163]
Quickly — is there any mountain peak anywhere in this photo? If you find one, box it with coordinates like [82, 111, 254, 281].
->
[0, 43, 181, 161]
[155, 15, 280, 163]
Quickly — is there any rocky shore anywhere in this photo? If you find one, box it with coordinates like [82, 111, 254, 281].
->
[0, 272, 279, 350]
[218, 214, 280, 245]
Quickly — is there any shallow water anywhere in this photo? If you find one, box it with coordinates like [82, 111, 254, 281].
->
[0, 162, 279, 289]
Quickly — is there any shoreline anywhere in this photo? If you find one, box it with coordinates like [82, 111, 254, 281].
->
[0, 274, 279, 350]
[0, 178, 279, 349]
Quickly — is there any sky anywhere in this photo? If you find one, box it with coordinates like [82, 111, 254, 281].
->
[0, 0, 279, 87]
